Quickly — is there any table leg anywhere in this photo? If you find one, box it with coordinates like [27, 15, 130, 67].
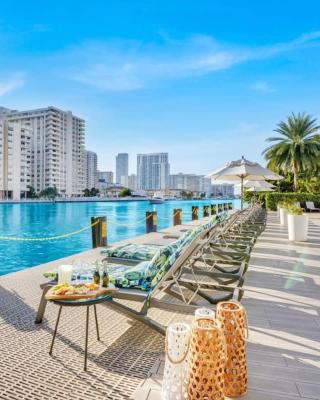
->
[49, 306, 62, 356]
[84, 306, 89, 371]
[35, 285, 51, 324]
[93, 304, 100, 341]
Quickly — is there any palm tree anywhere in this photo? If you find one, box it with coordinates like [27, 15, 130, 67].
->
[263, 113, 320, 191]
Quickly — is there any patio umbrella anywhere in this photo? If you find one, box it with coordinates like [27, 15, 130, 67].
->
[240, 180, 275, 190]
[206, 156, 283, 209]
[246, 186, 274, 192]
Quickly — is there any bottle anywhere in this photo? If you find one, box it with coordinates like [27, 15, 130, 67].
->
[102, 265, 109, 288]
[93, 266, 100, 285]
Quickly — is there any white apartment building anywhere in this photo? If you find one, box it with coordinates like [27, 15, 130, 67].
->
[115, 153, 128, 186]
[137, 153, 170, 190]
[0, 118, 31, 200]
[4, 106, 86, 196]
[128, 173, 137, 190]
[169, 174, 232, 197]
[85, 150, 98, 189]
[97, 171, 114, 190]
[211, 183, 235, 198]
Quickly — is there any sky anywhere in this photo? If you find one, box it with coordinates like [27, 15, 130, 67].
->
[1, 0, 320, 175]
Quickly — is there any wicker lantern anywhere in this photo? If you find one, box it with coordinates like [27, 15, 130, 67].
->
[162, 322, 191, 400]
[188, 318, 226, 400]
[216, 301, 249, 397]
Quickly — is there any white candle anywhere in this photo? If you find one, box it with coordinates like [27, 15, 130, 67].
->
[58, 264, 73, 285]
[194, 307, 215, 320]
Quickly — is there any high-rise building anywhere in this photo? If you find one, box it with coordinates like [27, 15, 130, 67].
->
[0, 117, 31, 200]
[169, 173, 203, 192]
[137, 153, 170, 190]
[85, 151, 98, 189]
[115, 153, 128, 186]
[97, 171, 114, 190]
[128, 174, 137, 190]
[210, 183, 234, 198]
[3, 106, 86, 196]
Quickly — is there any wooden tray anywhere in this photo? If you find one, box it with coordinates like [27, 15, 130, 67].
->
[45, 285, 118, 301]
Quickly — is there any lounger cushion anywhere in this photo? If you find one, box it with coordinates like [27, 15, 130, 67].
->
[102, 243, 160, 261]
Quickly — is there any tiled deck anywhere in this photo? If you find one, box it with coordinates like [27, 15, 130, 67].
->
[133, 213, 320, 400]
[1, 213, 320, 400]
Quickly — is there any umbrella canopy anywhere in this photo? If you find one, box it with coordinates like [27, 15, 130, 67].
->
[207, 156, 283, 209]
[240, 180, 275, 189]
[207, 156, 283, 181]
[246, 186, 274, 192]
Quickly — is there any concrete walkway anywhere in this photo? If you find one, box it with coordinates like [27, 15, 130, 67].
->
[132, 212, 320, 400]
[0, 219, 207, 400]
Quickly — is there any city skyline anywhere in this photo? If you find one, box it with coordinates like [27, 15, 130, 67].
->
[1, 1, 320, 174]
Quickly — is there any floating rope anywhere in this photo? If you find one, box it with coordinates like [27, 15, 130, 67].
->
[0, 220, 99, 241]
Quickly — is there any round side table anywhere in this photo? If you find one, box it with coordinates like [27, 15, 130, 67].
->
[49, 293, 112, 371]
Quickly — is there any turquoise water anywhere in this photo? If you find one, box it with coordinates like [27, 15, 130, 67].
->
[0, 199, 239, 275]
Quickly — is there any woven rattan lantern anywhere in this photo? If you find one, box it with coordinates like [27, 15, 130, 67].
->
[216, 301, 248, 397]
[162, 322, 191, 400]
[188, 318, 226, 400]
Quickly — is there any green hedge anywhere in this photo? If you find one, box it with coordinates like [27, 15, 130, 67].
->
[265, 192, 320, 210]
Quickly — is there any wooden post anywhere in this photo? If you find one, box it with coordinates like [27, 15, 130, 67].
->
[192, 206, 199, 220]
[203, 205, 210, 217]
[173, 208, 182, 225]
[146, 211, 157, 233]
[91, 216, 107, 248]
[211, 204, 217, 215]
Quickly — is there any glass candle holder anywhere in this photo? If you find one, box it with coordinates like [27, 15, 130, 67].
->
[58, 264, 73, 285]
[194, 307, 215, 321]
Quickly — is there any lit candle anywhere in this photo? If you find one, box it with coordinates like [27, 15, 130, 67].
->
[58, 264, 73, 285]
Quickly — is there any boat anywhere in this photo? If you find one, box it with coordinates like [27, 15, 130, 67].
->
[149, 192, 165, 204]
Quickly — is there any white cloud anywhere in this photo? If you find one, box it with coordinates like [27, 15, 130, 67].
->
[0, 73, 25, 96]
[250, 81, 276, 93]
[62, 31, 320, 91]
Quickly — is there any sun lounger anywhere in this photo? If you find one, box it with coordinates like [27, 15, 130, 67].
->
[102, 213, 230, 263]
[305, 201, 320, 212]
[35, 216, 242, 334]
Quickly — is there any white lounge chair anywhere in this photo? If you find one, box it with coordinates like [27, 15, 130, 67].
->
[305, 201, 320, 212]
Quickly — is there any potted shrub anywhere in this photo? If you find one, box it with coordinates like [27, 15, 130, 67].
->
[287, 205, 308, 241]
[278, 201, 291, 225]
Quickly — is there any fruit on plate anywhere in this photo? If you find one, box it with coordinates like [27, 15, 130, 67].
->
[52, 282, 100, 296]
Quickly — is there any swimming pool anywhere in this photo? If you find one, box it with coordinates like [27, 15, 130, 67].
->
[0, 199, 239, 275]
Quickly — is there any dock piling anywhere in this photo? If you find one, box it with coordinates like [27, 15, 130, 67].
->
[173, 209, 182, 225]
[146, 211, 157, 233]
[192, 206, 199, 221]
[91, 216, 107, 248]
[203, 205, 210, 217]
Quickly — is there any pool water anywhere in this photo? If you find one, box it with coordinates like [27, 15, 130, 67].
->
[0, 199, 239, 275]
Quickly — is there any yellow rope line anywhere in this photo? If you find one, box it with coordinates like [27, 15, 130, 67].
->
[0, 220, 99, 241]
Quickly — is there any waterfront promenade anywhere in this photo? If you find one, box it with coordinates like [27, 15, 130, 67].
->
[0, 213, 320, 399]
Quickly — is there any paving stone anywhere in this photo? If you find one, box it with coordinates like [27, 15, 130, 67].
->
[296, 382, 320, 399]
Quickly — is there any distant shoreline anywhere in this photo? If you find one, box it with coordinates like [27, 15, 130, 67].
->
[0, 196, 237, 204]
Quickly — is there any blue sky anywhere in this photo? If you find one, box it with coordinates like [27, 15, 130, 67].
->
[1, 0, 320, 174]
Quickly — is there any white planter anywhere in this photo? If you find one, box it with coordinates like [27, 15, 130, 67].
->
[287, 214, 308, 241]
[279, 208, 288, 225]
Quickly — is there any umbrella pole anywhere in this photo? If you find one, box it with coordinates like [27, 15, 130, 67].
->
[241, 176, 243, 210]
